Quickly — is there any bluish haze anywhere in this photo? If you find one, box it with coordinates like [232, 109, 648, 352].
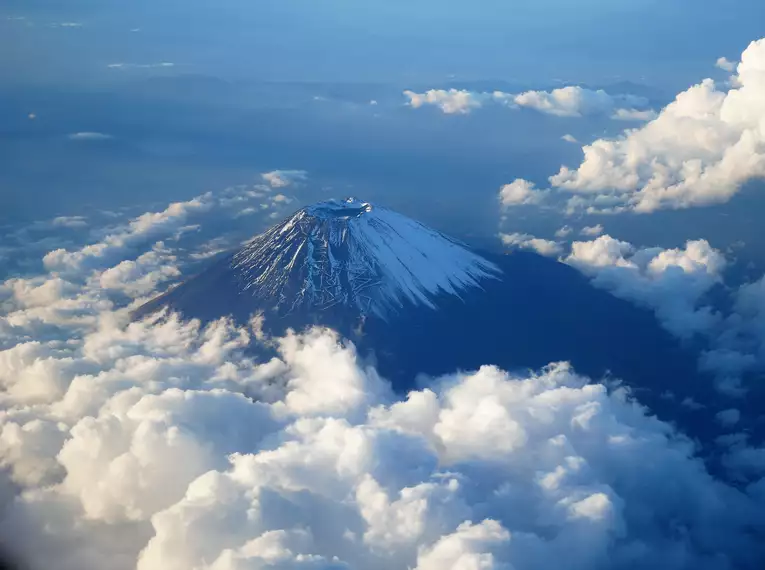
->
[3, 2, 765, 569]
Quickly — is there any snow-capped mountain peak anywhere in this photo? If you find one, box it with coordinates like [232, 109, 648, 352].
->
[232, 197, 500, 317]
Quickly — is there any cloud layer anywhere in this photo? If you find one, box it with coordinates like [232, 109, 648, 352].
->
[1, 191, 765, 570]
[404, 86, 654, 120]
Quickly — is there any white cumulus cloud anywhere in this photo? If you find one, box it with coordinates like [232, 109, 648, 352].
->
[513, 86, 652, 119]
[498, 179, 548, 208]
[404, 86, 654, 120]
[717, 57, 737, 72]
[580, 224, 604, 237]
[1, 196, 765, 570]
[549, 37, 765, 213]
[564, 235, 726, 339]
[499, 233, 563, 257]
[403, 89, 493, 114]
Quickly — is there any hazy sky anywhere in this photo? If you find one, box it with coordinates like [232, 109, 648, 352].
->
[2, 0, 765, 264]
[3, 0, 765, 87]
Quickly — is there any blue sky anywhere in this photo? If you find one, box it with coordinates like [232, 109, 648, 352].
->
[2, 0, 765, 272]
[3, 0, 764, 86]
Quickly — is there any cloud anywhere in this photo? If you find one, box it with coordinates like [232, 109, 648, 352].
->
[261, 170, 308, 189]
[553, 232, 765, 393]
[107, 62, 175, 69]
[610, 108, 658, 121]
[42, 194, 215, 275]
[716, 408, 741, 427]
[564, 235, 726, 339]
[554, 225, 573, 238]
[1, 199, 765, 570]
[404, 86, 653, 120]
[701, 273, 765, 380]
[499, 233, 562, 257]
[97, 242, 180, 298]
[38, 179, 298, 278]
[717, 57, 737, 72]
[562, 134, 579, 144]
[513, 86, 652, 119]
[548, 37, 765, 213]
[580, 224, 604, 237]
[403, 89, 492, 114]
[67, 132, 113, 141]
[498, 179, 547, 207]
[52, 216, 88, 228]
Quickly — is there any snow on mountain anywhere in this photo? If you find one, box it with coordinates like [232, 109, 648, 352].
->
[231, 198, 500, 318]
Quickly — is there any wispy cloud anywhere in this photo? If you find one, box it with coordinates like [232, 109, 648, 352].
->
[67, 132, 113, 141]
[107, 62, 175, 69]
[261, 170, 308, 189]
[716, 56, 737, 72]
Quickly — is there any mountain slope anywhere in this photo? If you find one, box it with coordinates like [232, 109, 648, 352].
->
[134, 198, 718, 441]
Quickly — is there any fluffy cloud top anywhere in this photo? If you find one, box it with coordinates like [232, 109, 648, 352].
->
[2, 311, 764, 570]
[404, 86, 654, 120]
[717, 57, 737, 72]
[403, 89, 493, 114]
[513, 86, 651, 119]
[2, 194, 765, 569]
[498, 179, 547, 207]
[565, 236, 726, 339]
[580, 224, 604, 237]
[546, 38, 765, 213]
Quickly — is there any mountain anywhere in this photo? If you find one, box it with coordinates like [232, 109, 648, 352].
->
[135, 197, 502, 331]
[134, 198, 718, 437]
[231, 198, 500, 318]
